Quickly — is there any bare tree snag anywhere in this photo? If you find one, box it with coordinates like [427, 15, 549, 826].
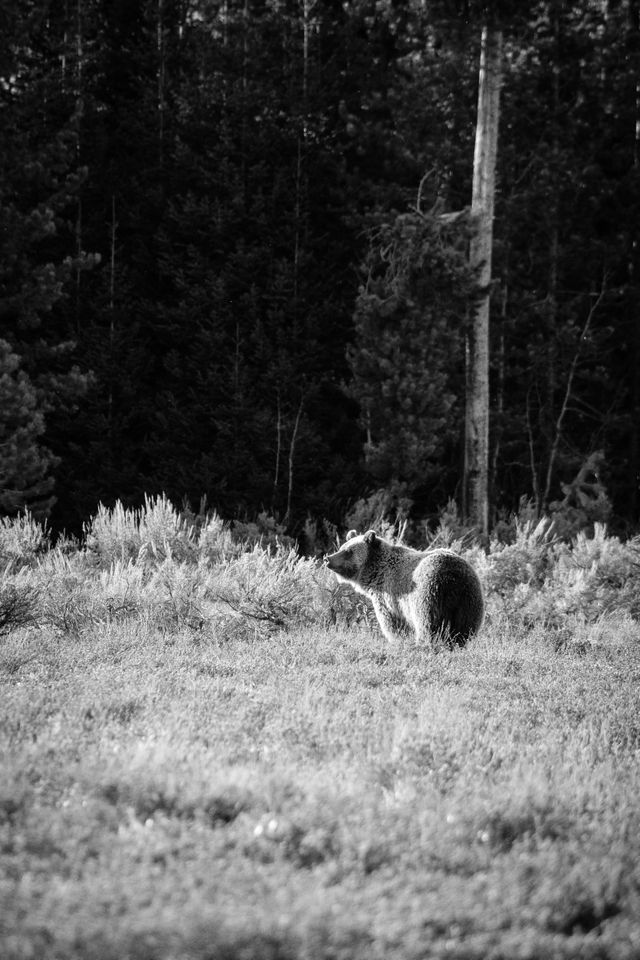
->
[464, 22, 503, 538]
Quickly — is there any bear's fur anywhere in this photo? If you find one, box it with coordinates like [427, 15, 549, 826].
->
[325, 530, 484, 646]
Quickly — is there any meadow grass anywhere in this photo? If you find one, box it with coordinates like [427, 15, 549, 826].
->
[2, 608, 640, 959]
[2, 502, 640, 958]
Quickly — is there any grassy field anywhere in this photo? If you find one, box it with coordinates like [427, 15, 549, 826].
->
[1, 505, 640, 959]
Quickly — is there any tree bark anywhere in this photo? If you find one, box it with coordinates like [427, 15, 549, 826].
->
[284, 394, 305, 527]
[464, 23, 502, 537]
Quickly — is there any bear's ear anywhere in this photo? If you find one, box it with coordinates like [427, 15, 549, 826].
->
[364, 530, 377, 545]
[346, 529, 358, 541]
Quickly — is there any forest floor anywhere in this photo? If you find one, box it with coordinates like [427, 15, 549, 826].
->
[2, 611, 640, 960]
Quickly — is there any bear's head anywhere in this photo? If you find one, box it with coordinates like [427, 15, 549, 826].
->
[325, 529, 378, 583]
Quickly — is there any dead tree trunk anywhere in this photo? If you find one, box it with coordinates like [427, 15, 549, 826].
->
[464, 22, 502, 538]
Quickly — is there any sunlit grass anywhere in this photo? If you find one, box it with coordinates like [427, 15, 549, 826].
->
[2, 608, 639, 959]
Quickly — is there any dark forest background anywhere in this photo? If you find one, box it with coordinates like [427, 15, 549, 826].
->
[2, 0, 640, 539]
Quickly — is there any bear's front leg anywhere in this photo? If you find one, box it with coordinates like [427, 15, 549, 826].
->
[372, 598, 411, 643]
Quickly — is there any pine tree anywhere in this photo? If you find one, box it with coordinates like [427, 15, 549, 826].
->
[350, 208, 476, 512]
[0, 0, 94, 517]
[0, 341, 56, 515]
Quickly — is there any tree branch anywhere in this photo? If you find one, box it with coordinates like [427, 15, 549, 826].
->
[525, 386, 541, 513]
[542, 278, 607, 509]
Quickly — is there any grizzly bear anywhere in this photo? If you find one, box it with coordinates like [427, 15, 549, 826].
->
[325, 530, 484, 646]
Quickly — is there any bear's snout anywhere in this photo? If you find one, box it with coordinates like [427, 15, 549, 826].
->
[325, 549, 358, 582]
[326, 550, 351, 574]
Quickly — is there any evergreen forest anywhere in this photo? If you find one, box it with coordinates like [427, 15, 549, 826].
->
[3, 0, 640, 539]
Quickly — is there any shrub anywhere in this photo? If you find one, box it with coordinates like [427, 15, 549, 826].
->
[491, 497, 541, 545]
[196, 513, 240, 563]
[479, 517, 558, 598]
[344, 489, 411, 542]
[0, 511, 48, 569]
[137, 494, 197, 563]
[231, 511, 295, 551]
[0, 576, 39, 636]
[211, 544, 323, 635]
[8, 496, 640, 641]
[145, 558, 211, 632]
[83, 498, 289, 570]
[542, 525, 640, 621]
[83, 500, 142, 564]
[96, 559, 147, 621]
[472, 517, 640, 629]
[18, 550, 144, 635]
[84, 495, 198, 567]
